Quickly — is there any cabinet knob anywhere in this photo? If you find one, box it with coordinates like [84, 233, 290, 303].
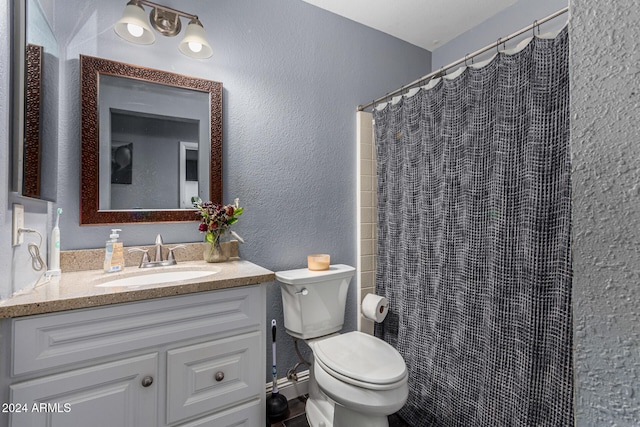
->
[141, 376, 154, 387]
[214, 371, 225, 382]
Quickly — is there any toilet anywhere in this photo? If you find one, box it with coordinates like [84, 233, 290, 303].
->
[276, 264, 408, 427]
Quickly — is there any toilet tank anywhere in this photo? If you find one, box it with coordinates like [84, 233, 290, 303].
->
[276, 264, 355, 339]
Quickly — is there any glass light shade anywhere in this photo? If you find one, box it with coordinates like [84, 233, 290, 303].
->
[179, 20, 213, 59]
[114, 2, 155, 45]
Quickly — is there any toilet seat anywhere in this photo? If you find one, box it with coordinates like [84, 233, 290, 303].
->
[312, 331, 407, 391]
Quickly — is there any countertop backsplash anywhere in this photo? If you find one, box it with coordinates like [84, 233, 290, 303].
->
[60, 241, 239, 272]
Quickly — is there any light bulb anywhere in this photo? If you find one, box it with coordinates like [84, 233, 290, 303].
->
[127, 23, 144, 38]
[188, 41, 203, 53]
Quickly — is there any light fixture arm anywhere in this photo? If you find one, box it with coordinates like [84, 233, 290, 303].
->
[115, 0, 213, 58]
[137, 0, 199, 21]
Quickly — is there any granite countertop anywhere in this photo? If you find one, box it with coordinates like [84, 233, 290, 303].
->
[0, 259, 275, 318]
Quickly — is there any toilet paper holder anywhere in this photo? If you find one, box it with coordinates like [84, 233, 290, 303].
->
[362, 294, 389, 323]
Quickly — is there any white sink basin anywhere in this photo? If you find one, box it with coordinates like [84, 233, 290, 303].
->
[95, 268, 220, 288]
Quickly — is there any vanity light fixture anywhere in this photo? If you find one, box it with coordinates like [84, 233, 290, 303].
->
[114, 0, 213, 59]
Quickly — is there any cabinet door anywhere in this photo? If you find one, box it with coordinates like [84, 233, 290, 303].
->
[9, 353, 158, 427]
[167, 332, 261, 424]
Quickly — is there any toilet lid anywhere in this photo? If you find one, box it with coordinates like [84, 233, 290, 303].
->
[313, 331, 406, 385]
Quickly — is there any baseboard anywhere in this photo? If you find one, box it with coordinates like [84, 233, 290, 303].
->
[265, 369, 309, 401]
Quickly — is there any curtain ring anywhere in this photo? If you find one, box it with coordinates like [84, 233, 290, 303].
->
[496, 37, 501, 53]
[464, 53, 469, 67]
[533, 20, 538, 37]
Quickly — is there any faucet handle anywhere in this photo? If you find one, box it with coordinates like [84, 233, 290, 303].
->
[167, 245, 187, 262]
[128, 248, 150, 267]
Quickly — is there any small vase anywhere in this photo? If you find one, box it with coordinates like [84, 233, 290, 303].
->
[203, 235, 228, 263]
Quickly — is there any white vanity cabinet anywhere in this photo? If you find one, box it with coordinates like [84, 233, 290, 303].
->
[1, 285, 266, 427]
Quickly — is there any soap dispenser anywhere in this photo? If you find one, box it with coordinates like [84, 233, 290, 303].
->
[104, 229, 125, 273]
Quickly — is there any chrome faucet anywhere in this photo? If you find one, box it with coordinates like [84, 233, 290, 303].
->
[129, 234, 186, 268]
[153, 234, 164, 263]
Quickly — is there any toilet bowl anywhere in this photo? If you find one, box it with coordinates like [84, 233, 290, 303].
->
[276, 265, 408, 427]
[310, 331, 408, 427]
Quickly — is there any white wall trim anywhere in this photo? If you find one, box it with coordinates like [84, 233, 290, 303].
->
[356, 111, 376, 335]
[265, 370, 309, 401]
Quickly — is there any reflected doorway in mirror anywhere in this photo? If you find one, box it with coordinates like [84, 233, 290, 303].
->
[180, 141, 199, 209]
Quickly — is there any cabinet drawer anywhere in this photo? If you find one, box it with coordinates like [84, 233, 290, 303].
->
[9, 353, 158, 427]
[176, 399, 262, 427]
[12, 286, 261, 375]
[167, 331, 261, 424]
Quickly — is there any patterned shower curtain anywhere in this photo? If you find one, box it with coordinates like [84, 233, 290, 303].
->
[373, 27, 572, 426]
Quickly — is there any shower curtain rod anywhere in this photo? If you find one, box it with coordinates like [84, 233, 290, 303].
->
[357, 6, 569, 112]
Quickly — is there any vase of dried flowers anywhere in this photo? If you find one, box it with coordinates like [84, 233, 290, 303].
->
[194, 198, 243, 263]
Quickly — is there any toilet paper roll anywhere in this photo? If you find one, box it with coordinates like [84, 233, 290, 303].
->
[362, 294, 389, 323]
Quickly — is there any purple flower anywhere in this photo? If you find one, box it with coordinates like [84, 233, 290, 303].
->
[195, 199, 243, 235]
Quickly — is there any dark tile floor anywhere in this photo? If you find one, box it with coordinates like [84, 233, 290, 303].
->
[268, 395, 308, 427]
[268, 395, 410, 427]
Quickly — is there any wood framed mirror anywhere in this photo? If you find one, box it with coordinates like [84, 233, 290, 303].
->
[23, 44, 43, 198]
[80, 55, 222, 225]
[12, 0, 59, 201]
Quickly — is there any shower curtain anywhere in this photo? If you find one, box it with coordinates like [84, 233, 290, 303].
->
[373, 27, 572, 426]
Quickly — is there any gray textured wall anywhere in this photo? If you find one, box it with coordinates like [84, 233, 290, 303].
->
[0, 0, 10, 295]
[570, 0, 640, 424]
[432, 0, 567, 71]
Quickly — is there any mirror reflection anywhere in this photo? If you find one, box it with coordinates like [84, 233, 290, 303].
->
[80, 55, 222, 225]
[98, 74, 209, 210]
[14, 0, 59, 201]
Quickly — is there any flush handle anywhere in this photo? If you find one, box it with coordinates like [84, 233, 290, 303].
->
[141, 376, 154, 387]
[296, 288, 308, 296]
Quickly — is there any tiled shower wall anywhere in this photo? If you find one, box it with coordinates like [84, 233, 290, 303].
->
[356, 111, 376, 335]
